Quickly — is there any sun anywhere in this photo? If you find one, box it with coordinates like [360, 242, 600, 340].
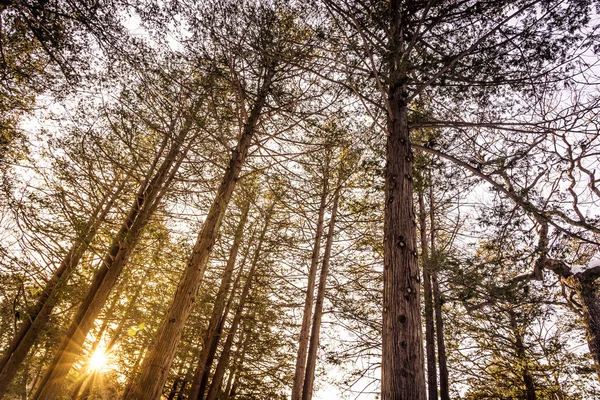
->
[89, 348, 108, 372]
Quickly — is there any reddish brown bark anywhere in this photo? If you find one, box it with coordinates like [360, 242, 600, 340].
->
[419, 190, 437, 400]
[127, 63, 275, 400]
[291, 160, 329, 400]
[302, 182, 340, 400]
[429, 187, 449, 400]
[33, 121, 194, 400]
[0, 180, 123, 398]
[188, 199, 251, 399]
[204, 204, 274, 400]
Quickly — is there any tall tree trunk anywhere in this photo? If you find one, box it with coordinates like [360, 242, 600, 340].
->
[382, 2, 426, 397]
[128, 64, 275, 400]
[205, 204, 274, 400]
[301, 182, 341, 400]
[34, 122, 193, 400]
[569, 275, 600, 379]
[509, 311, 536, 400]
[122, 347, 147, 399]
[0, 181, 123, 398]
[291, 160, 330, 400]
[188, 199, 251, 399]
[195, 229, 256, 400]
[223, 329, 250, 400]
[429, 186, 449, 400]
[419, 190, 437, 400]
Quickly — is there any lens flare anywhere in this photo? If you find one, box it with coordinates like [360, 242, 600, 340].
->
[89, 348, 108, 371]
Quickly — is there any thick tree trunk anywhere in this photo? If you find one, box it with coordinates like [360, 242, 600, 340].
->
[0, 182, 122, 398]
[570, 276, 600, 379]
[204, 204, 274, 400]
[301, 183, 340, 400]
[188, 199, 251, 399]
[382, 0, 426, 397]
[418, 190, 437, 400]
[291, 162, 329, 400]
[429, 187, 449, 400]
[34, 125, 192, 400]
[127, 64, 275, 400]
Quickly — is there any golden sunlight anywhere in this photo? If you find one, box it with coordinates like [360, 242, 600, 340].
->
[88, 348, 108, 372]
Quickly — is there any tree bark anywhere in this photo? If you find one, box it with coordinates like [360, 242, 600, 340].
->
[291, 160, 329, 400]
[568, 275, 600, 380]
[382, 2, 426, 397]
[301, 182, 340, 400]
[418, 190, 437, 400]
[509, 311, 536, 400]
[205, 203, 274, 400]
[127, 63, 275, 400]
[33, 120, 193, 400]
[0, 180, 123, 398]
[195, 231, 255, 399]
[429, 186, 449, 400]
[188, 199, 251, 399]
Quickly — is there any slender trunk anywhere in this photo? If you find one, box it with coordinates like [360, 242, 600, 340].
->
[188, 200, 251, 399]
[205, 204, 274, 400]
[509, 312, 536, 400]
[418, 190, 437, 400]
[195, 267, 243, 399]
[122, 347, 147, 399]
[301, 183, 340, 400]
[0, 181, 123, 398]
[429, 186, 449, 400]
[196, 230, 256, 400]
[382, 2, 426, 395]
[34, 123, 192, 400]
[128, 64, 275, 400]
[291, 160, 329, 400]
[225, 313, 251, 399]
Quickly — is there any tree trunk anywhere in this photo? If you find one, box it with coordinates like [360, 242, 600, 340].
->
[128, 64, 275, 400]
[570, 276, 600, 380]
[429, 186, 449, 400]
[188, 199, 251, 399]
[418, 190, 437, 400]
[301, 182, 341, 400]
[0, 181, 123, 398]
[382, 2, 426, 396]
[195, 232, 256, 400]
[205, 204, 274, 400]
[122, 347, 147, 400]
[34, 122, 192, 400]
[291, 161, 329, 400]
[509, 311, 536, 400]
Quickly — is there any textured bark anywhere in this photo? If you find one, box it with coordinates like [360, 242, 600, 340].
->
[418, 190, 437, 400]
[291, 162, 329, 400]
[429, 188, 449, 400]
[570, 276, 600, 380]
[509, 312, 536, 400]
[0, 182, 122, 398]
[122, 347, 147, 400]
[301, 183, 340, 400]
[188, 200, 251, 400]
[382, 2, 426, 396]
[34, 124, 192, 400]
[128, 64, 275, 400]
[205, 204, 274, 400]
[195, 238, 253, 400]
